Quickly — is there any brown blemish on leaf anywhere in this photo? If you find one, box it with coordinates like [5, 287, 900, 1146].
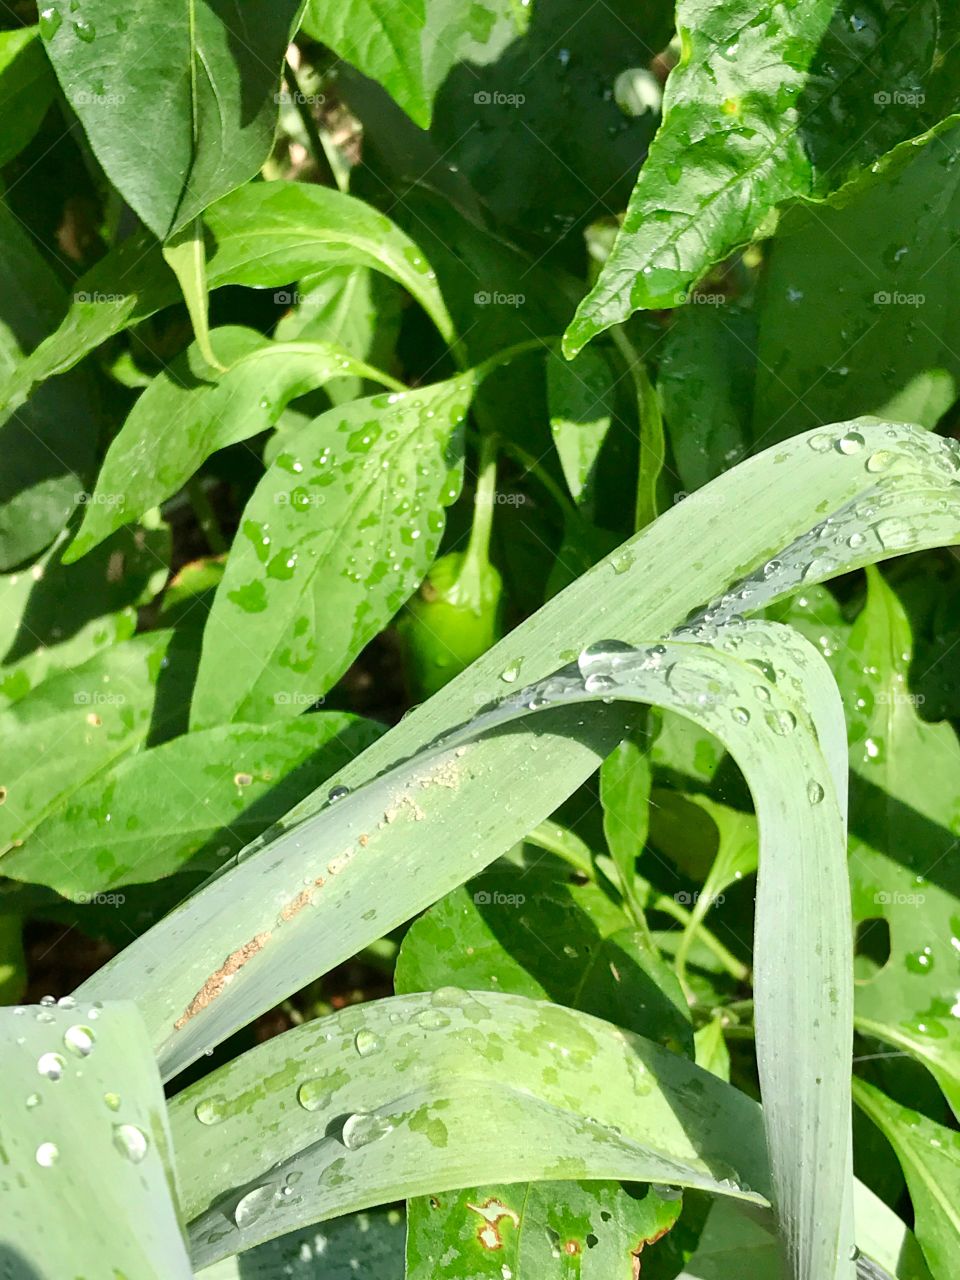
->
[631, 1222, 673, 1279]
[564, 1240, 581, 1255]
[233, 771, 253, 787]
[467, 1198, 520, 1250]
[280, 889, 313, 921]
[0, 786, 6, 804]
[358, 833, 369, 846]
[173, 932, 271, 1029]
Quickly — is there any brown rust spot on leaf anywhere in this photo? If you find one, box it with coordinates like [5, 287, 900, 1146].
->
[631, 1222, 673, 1279]
[466, 1198, 520, 1251]
[173, 932, 271, 1029]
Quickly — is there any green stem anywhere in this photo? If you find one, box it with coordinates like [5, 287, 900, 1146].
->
[453, 434, 499, 603]
[653, 892, 751, 983]
[186, 477, 228, 556]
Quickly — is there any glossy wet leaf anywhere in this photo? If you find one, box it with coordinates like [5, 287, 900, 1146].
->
[755, 119, 960, 442]
[834, 569, 960, 1116]
[0, 25, 55, 167]
[173, 990, 771, 1270]
[396, 872, 693, 1053]
[564, 1, 960, 354]
[1, 181, 455, 413]
[406, 1180, 681, 1280]
[41, 0, 301, 238]
[0, 1000, 191, 1278]
[190, 374, 477, 727]
[0, 631, 178, 859]
[2, 713, 382, 896]
[302, 0, 523, 129]
[853, 1079, 960, 1280]
[66, 328, 401, 561]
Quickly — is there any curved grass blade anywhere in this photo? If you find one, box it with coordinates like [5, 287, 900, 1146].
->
[174, 990, 772, 1269]
[1, 1000, 191, 1278]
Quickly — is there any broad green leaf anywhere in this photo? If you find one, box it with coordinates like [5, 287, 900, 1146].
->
[303, 0, 523, 129]
[834, 569, 960, 1116]
[274, 264, 403, 406]
[173, 991, 771, 1269]
[0, 25, 55, 167]
[1, 181, 456, 413]
[658, 303, 756, 493]
[755, 119, 960, 441]
[563, 2, 960, 354]
[1, 713, 382, 896]
[547, 347, 616, 509]
[0, 200, 99, 568]
[0, 1000, 192, 1278]
[396, 871, 693, 1054]
[190, 373, 478, 727]
[195, 1210, 405, 1279]
[406, 1180, 681, 1280]
[41, 0, 301, 238]
[66, 327, 404, 561]
[0, 631, 179, 859]
[853, 1079, 960, 1280]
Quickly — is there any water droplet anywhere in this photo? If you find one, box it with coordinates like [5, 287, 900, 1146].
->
[297, 1081, 328, 1112]
[39, 7, 63, 39]
[906, 947, 934, 974]
[328, 785, 350, 803]
[847, 532, 866, 549]
[341, 1111, 394, 1150]
[103, 1092, 121, 1112]
[499, 659, 523, 683]
[73, 17, 96, 42]
[415, 1008, 451, 1029]
[866, 449, 894, 473]
[25, 1093, 41, 1109]
[836, 431, 865, 455]
[35, 1142, 59, 1167]
[113, 1123, 149, 1163]
[808, 433, 832, 453]
[765, 709, 797, 736]
[63, 1025, 95, 1057]
[807, 780, 825, 805]
[195, 1096, 227, 1125]
[732, 706, 751, 725]
[234, 1184, 275, 1228]
[354, 1028, 382, 1057]
[37, 1053, 66, 1081]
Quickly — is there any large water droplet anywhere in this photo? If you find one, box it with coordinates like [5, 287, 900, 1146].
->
[499, 658, 523, 683]
[234, 1183, 275, 1228]
[354, 1028, 382, 1057]
[807, 780, 825, 805]
[112, 1123, 149, 1163]
[35, 1142, 59, 1167]
[764, 709, 797, 736]
[341, 1111, 394, 1150]
[64, 1025, 95, 1057]
[37, 1053, 66, 1081]
[195, 1096, 227, 1125]
[297, 1081, 328, 1111]
[836, 430, 865, 455]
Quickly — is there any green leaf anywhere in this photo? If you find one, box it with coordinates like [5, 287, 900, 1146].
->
[834, 569, 960, 1116]
[406, 1181, 681, 1280]
[600, 726, 655, 917]
[41, 0, 301, 238]
[0, 1000, 192, 1278]
[1, 180, 457, 412]
[755, 119, 960, 441]
[547, 347, 616, 509]
[173, 990, 771, 1270]
[853, 1079, 960, 1280]
[66, 327, 404, 561]
[0, 200, 99, 568]
[0, 631, 179, 859]
[195, 1210, 405, 1279]
[563, 1, 960, 354]
[190, 372, 477, 727]
[162, 217, 223, 371]
[396, 872, 693, 1054]
[0, 25, 55, 167]
[302, 0, 524, 129]
[1, 713, 382, 896]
